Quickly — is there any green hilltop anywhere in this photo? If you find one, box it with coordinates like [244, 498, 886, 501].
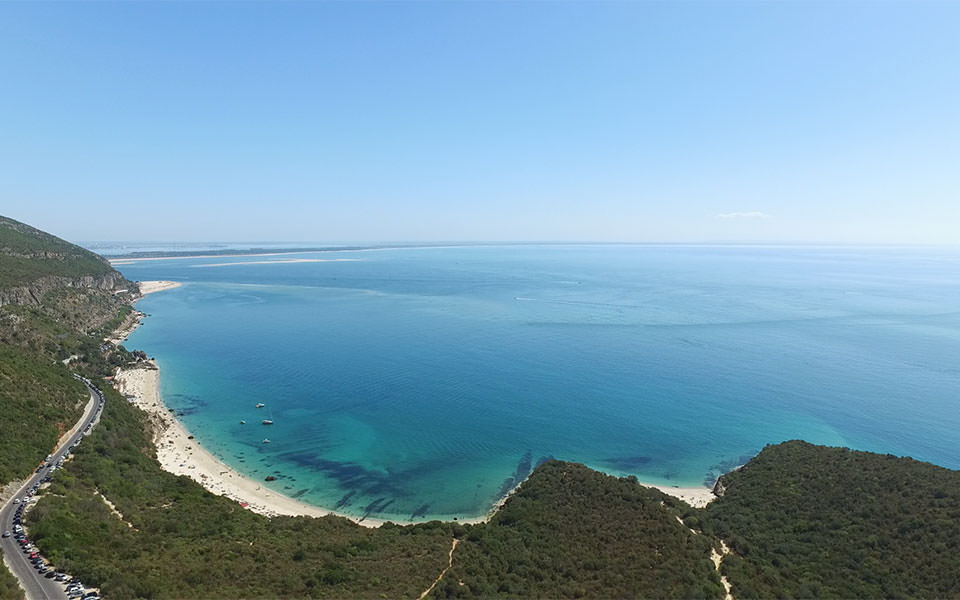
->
[1, 216, 959, 599]
[0, 216, 115, 289]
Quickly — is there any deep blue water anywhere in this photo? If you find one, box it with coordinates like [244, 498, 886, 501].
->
[114, 245, 960, 522]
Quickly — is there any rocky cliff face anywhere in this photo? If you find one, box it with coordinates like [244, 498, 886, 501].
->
[0, 271, 130, 307]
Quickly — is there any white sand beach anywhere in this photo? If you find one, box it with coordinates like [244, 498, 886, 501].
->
[113, 363, 389, 527]
[646, 483, 716, 508]
[107, 281, 716, 525]
[192, 258, 359, 267]
[112, 361, 716, 523]
[114, 361, 715, 527]
[138, 280, 183, 295]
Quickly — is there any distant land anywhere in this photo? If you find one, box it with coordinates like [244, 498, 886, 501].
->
[1, 214, 959, 599]
[93, 241, 592, 260]
[89, 240, 940, 261]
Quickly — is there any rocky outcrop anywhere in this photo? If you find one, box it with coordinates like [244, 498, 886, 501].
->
[0, 271, 130, 307]
[712, 475, 729, 498]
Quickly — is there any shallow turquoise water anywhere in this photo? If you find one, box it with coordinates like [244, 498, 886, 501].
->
[116, 245, 960, 522]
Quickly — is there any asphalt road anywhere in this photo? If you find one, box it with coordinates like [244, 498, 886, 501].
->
[0, 378, 104, 600]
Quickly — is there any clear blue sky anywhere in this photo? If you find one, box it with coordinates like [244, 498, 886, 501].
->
[2, 1, 959, 244]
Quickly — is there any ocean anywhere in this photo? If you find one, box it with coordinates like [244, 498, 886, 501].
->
[112, 244, 960, 522]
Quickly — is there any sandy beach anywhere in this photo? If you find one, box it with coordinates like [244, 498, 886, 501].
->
[113, 363, 390, 527]
[645, 483, 716, 508]
[107, 281, 716, 525]
[138, 280, 183, 295]
[111, 360, 715, 524]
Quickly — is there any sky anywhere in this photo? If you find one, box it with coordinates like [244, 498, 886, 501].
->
[1, 1, 959, 244]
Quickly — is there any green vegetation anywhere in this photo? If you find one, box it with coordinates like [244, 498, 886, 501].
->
[434, 462, 723, 599]
[0, 565, 22, 600]
[29, 385, 460, 599]
[0, 215, 136, 593]
[28, 383, 728, 600]
[704, 440, 960, 599]
[0, 216, 113, 288]
[0, 343, 86, 483]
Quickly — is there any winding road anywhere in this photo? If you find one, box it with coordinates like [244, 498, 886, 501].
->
[0, 377, 104, 600]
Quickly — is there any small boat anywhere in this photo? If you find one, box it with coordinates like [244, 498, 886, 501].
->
[240, 420, 246, 424]
[262, 419, 273, 425]
[255, 403, 265, 408]
[262, 439, 270, 444]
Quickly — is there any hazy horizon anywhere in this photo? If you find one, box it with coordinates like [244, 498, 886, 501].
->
[3, 1, 959, 245]
[79, 239, 960, 254]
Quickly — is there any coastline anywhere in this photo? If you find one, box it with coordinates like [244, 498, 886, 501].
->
[113, 364, 391, 528]
[643, 482, 716, 509]
[106, 281, 183, 345]
[109, 280, 716, 527]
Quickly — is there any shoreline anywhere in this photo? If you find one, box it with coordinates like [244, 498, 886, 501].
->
[108, 281, 716, 526]
[105, 281, 182, 345]
[113, 363, 394, 527]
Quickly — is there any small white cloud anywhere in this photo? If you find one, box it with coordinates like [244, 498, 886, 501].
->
[715, 211, 773, 220]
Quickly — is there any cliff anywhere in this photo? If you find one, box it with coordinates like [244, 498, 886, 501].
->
[0, 215, 135, 305]
[0, 271, 130, 307]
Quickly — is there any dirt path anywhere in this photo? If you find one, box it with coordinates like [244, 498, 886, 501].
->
[711, 540, 733, 600]
[418, 538, 460, 600]
[675, 515, 733, 599]
[98, 492, 136, 530]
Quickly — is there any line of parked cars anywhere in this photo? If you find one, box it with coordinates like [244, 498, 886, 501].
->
[2, 377, 106, 600]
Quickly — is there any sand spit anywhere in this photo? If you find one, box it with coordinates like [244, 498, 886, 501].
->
[192, 258, 360, 268]
[138, 280, 183, 295]
[110, 251, 332, 265]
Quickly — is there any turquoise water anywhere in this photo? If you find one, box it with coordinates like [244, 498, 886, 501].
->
[116, 245, 960, 522]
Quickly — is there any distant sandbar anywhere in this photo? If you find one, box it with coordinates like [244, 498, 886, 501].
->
[192, 258, 360, 268]
[138, 280, 183, 295]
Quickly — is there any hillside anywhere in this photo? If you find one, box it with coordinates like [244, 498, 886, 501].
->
[704, 441, 960, 598]
[0, 217, 140, 598]
[0, 216, 138, 485]
[434, 462, 722, 598]
[0, 216, 124, 293]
